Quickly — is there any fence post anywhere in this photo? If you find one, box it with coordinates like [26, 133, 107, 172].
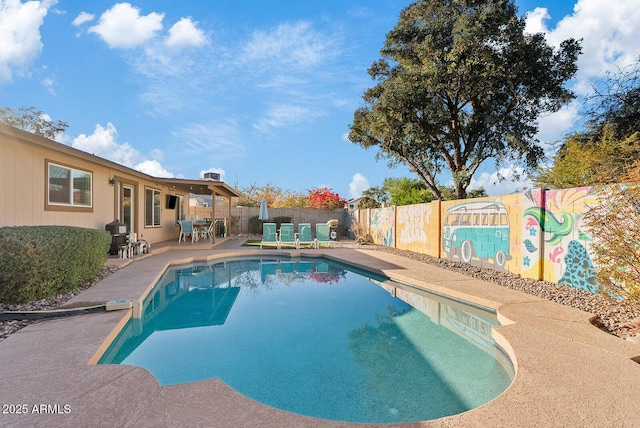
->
[538, 189, 547, 281]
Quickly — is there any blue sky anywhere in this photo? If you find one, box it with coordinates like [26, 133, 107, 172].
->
[2, 0, 639, 200]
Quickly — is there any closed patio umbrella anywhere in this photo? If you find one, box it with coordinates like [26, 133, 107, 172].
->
[259, 198, 269, 221]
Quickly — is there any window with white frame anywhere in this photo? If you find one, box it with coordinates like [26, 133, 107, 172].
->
[47, 162, 92, 208]
[145, 187, 161, 227]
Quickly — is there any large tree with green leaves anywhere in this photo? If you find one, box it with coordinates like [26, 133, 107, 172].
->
[349, 0, 581, 200]
[0, 106, 68, 140]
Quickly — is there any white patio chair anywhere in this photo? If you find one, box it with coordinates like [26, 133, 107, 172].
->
[202, 222, 214, 240]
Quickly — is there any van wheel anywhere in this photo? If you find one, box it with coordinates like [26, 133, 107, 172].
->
[461, 241, 473, 263]
[495, 250, 506, 267]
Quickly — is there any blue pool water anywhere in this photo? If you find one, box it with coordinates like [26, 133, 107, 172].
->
[98, 257, 513, 424]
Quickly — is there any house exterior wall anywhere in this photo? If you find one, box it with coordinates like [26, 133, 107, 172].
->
[0, 126, 189, 245]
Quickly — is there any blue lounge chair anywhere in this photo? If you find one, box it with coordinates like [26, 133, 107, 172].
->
[260, 223, 278, 249]
[314, 223, 333, 248]
[296, 223, 314, 249]
[278, 223, 296, 249]
[178, 221, 197, 243]
[260, 261, 278, 282]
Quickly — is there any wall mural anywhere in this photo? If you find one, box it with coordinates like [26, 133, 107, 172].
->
[441, 201, 511, 269]
[370, 207, 395, 247]
[521, 187, 599, 292]
[395, 203, 437, 254]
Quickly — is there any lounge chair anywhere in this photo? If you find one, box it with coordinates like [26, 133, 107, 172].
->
[260, 261, 278, 282]
[178, 220, 197, 243]
[296, 223, 314, 249]
[260, 223, 278, 249]
[314, 223, 333, 248]
[278, 223, 296, 249]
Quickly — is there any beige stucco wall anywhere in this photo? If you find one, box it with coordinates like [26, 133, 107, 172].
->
[0, 127, 189, 245]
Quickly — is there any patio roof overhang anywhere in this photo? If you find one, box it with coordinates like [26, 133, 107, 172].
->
[156, 177, 241, 199]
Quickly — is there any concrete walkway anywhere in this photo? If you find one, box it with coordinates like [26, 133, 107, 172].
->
[1, 238, 639, 427]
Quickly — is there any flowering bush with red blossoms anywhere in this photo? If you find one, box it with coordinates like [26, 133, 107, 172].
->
[307, 188, 347, 210]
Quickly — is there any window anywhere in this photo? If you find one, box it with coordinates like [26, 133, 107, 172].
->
[47, 162, 92, 209]
[145, 188, 161, 227]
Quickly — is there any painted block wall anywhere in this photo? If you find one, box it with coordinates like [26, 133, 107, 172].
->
[358, 187, 602, 292]
[395, 201, 441, 256]
[520, 187, 599, 292]
[369, 207, 395, 247]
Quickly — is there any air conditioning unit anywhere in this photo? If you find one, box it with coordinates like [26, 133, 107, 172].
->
[203, 172, 220, 181]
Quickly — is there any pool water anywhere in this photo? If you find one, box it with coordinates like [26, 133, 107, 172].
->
[98, 257, 513, 424]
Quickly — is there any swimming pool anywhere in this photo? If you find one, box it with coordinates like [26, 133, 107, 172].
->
[98, 257, 513, 424]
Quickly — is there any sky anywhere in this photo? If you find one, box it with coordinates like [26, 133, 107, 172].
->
[1, 0, 640, 200]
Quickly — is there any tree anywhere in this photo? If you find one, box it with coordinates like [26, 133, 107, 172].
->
[357, 197, 380, 209]
[348, 0, 581, 200]
[360, 186, 389, 208]
[307, 188, 346, 210]
[583, 161, 640, 303]
[234, 182, 307, 208]
[534, 127, 640, 189]
[0, 106, 68, 139]
[583, 59, 640, 141]
[383, 177, 435, 206]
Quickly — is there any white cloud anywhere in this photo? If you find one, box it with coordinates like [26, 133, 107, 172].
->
[0, 0, 51, 83]
[175, 122, 244, 156]
[241, 21, 339, 69]
[525, 0, 640, 83]
[72, 11, 94, 27]
[41, 75, 55, 95]
[524, 7, 551, 35]
[165, 17, 206, 48]
[470, 166, 531, 196]
[349, 173, 369, 199]
[522, 0, 640, 145]
[536, 100, 581, 144]
[72, 123, 177, 177]
[88, 3, 164, 49]
[134, 159, 173, 177]
[253, 103, 323, 133]
[72, 123, 142, 167]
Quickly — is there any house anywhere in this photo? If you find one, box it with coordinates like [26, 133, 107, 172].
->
[346, 197, 364, 211]
[0, 123, 240, 245]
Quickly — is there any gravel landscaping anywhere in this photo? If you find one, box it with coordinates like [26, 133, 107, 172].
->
[2, 242, 639, 342]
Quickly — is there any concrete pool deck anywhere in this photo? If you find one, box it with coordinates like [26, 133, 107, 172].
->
[1, 239, 640, 427]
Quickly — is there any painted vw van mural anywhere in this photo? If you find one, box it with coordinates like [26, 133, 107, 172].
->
[442, 202, 510, 267]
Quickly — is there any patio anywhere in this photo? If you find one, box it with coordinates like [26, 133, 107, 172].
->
[1, 239, 639, 427]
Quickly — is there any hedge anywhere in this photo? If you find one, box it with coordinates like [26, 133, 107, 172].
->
[0, 226, 111, 303]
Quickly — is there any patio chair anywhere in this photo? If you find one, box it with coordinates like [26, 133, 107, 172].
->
[314, 223, 333, 248]
[260, 223, 278, 249]
[296, 223, 314, 249]
[279, 223, 296, 249]
[178, 221, 197, 243]
[260, 261, 278, 283]
[201, 222, 214, 240]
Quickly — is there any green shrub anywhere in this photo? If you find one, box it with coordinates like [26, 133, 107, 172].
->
[273, 216, 292, 231]
[0, 226, 111, 303]
[249, 216, 293, 234]
[248, 216, 263, 234]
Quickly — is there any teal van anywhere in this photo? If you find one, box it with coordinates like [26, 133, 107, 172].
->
[442, 202, 510, 267]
